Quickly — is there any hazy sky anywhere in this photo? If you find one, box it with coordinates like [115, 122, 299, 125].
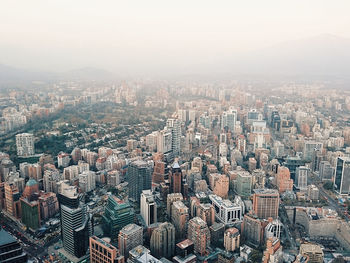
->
[1, 0, 350, 75]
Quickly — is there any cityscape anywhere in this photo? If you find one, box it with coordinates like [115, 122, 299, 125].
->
[1, 1, 350, 263]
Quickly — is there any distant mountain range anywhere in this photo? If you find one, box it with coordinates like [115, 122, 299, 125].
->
[1, 34, 350, 84]
[0, 65, 115, 85]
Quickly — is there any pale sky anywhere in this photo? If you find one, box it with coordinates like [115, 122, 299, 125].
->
[0, 0, 349, 75]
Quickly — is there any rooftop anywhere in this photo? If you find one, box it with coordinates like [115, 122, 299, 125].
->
[0, 229, 16, 246]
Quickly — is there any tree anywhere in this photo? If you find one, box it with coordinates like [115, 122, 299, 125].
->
[323, 181, 334, 190]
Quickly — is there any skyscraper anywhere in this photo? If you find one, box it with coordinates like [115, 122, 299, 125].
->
[224, 228, 240, 252]
[102, 195, 135, 240]
[0, 229, 27, 263]
[166, 118, 181, 157]
[187, 217, 210, 256]
[16, 133, 35, 157]
[295, 166, 309, 191]
[221, 108, 237, 133]
[252, 189, 280, 219]
[90, 236, 125, 263]
[235, 171, 252, 198]
[140, 190, 157, 226]
[118, 224, 143, 258]
[150, 222, 175, 259]
[58, 184, 92, 258]
[171, 200, 189, 239]
[126, 160, 152, 201]
[334, 157, 350, 195]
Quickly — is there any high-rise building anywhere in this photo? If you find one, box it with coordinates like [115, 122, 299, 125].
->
[140, 190, 157, 226]
[152, 160, 167, 185]
[209, 194, 245, 224]
[187, 217, 210, 256]
[241, 214, 266, 247]
[4, 182, 21, 218]
[252, 189, 280, 219]
[150, 222, 175, 259]
[78, 171, 96, 193]
[118, 224, 143, 258]
[319, 161, 334, 181]
[16, 133, 34, 157]
[334, 157, 350, 195]
[102, 195, 135, 240]
[221, 108, 237, 133]
[169, 161, 188, 198]
[295, 166, 309, 191]
[224, 228, 240, 252]
[166, 118, 181, 157]
[234, 171, 252, 198]
[0, 229, 27, 262]
[20, 179, 41, 231]
[171, 200, 189, 239]
[303, 141, 323, 162]
[58, 184, 92, 258]
[166, 193, 183, 217]
[157, 129, 172, 154]
[90, 236, 125, 263]
[39, 192, 59, 221]
[307, 185, 319, 201]
[209, 173, 229, 198]
[126, 160, 152, 201]
[276, 166, 293, 194]
[265, 219, 282, 240]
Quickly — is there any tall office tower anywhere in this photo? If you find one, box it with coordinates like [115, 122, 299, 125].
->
[4, 182, 21, 218]
[150, 222, 176, 258]
[126, 160, 152, 201]
[166, 193, 183, 217]
[303, 141, 323, 162]
[16, 133, 34, 157]
[152, 160, 167, 185]
[58, 185, 92, 258]
[170, 162, 182, 193]
[241, 214, 265, 247]
[295, 166, 309, 191]
[157, 129, 172, 154]
[319, 161, 334, 181]
[102, 195, 135, 241]
[0, 229, 27, 263]
[118, 224, 143, 258]
[166, 118, 181, 157]
[224, 228, 240, 252]
[169, 161, 187, 198]
[171, 201, 189, 239]
[252, 189, 280, 219]
[276, 166, 293, 193]
[187, 217, 210, 256]
[140, 190, 157, 226]
[234, 171, 252, 198]
[90, 236, 125, 263]
[78, 171, 96, 192]
[335, 157, 350, 195]
[20, 179, 41, 230]
[221, 108, 237, 133]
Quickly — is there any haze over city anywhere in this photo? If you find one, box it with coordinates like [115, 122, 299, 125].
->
[1, 0, 350, 77]
[1, 1, 350, 263]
